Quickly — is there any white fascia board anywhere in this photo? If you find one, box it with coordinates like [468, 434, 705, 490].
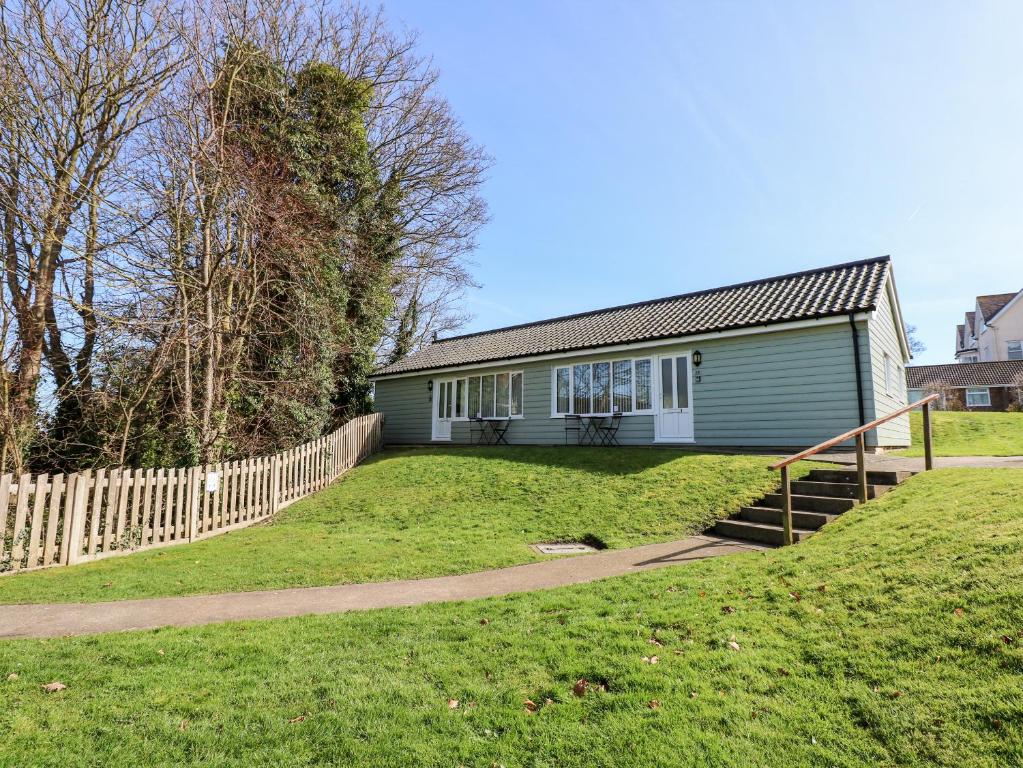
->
[370, 313, 871, 381]
[880, 270, 912, 361]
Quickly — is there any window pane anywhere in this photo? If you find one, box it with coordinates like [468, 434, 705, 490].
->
[455, 379, 465, 418]
[966, 387, 990, 406]
[481, 375, 495, 418]
[511, 372, 523, 416]
[468, 377, 481, 418]
[556, 368, 571, 414]
[1009, 342, 1023, 361]
[592, 362, 610, 414]
[660, 358, 674, 410]
[675, 357, 689, 408]
[613, 360, 632, 413]
[446, 382, 454, 418]
[635, 359, 652, 410]
[573, 364, 592, 414]
[437, 381, 445, 418]
[495, 372, 510, 417]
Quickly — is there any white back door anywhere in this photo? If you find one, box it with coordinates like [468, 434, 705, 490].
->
[432, 380, 453, 441]
[655, 354, 694, 442]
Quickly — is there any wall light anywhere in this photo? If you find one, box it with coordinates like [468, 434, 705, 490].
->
[692, 350, 703, 367]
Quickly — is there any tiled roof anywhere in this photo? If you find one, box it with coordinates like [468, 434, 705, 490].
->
[976, 293, 1018, 321]
[373, 256, 893, 377]
[956, 324, 964, 348]
[965, 311, 975, 333]
[907, 361, 1023, 389]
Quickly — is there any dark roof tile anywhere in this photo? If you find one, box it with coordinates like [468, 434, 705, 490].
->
[907, 361, 1023, 389]
[976, 293, 1018, 321]
[373, 256, 892, 377]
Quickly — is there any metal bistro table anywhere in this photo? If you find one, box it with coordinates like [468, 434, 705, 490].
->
[470, 417, 510, 445]
[572, 413, 624, 446]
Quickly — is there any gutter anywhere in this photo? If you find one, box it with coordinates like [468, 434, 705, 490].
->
[848, 313, 867, 426]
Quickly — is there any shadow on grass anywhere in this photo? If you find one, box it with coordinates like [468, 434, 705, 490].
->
[373, 444, 721, 476]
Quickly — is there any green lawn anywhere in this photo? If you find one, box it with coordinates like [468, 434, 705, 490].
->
[1, 468, 1020, 767]
[0, 447, 793, 605]
[899, 410, 1023, 457]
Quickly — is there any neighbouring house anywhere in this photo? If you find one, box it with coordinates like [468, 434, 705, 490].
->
[954, 290, 1023, 363]
[370, 256, 913, 450]
[907, 361, 1023, 411]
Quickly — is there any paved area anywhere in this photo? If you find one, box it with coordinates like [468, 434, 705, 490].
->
[813, 453, 1023, 472]
[0, 534, 767, 639]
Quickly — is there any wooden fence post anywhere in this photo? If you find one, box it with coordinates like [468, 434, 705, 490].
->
[188, 466, 201, 541]
[855, 433, 868, 504]
[922, 401, 934, 471]
[66, 470, 92, 565]
[780, 465, 793, 546]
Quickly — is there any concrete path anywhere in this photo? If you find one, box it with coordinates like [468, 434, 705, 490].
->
[0, 534, 767, 639]
[813, 453, 1023, 472]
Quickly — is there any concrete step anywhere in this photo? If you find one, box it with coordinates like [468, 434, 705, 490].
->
[805, 468, 913, 485]
[714, 518, 815, 545]
[790, 480, 894, 499]
[738, 506, 836, 530]
[761, 493, 858, 514]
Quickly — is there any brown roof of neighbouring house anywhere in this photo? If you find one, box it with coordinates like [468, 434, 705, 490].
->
[372, 256, 893, 377]
[956, 324, 964, 348]
[907, 360, 1023, 389]
[976, 293, 1018, 321]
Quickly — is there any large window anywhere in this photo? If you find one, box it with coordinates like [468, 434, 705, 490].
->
[1008, 341, 1023, 361]
[966, 387, 991, 407]
[553, 357, 654, 416]
[452, 371, 524, 419]
[883, 353, 902, 400]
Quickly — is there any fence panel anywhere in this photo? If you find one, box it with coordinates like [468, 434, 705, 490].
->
[1, 413, 382, 574]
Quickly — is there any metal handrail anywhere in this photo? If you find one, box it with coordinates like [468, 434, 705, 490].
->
[771, 393, 939, 545]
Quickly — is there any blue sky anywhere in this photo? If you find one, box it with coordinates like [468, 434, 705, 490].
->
[385, 0, 1023, 365]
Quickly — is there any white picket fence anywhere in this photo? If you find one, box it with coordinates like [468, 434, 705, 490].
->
[0, 413, 383, 574]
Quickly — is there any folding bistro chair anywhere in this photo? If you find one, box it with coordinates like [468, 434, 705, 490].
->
[491, 418, 510, 445]
[597, 412, 623, 446]
[563, 414, 582, 445]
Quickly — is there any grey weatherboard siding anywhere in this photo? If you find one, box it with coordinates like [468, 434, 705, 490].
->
[373, 317, 910, 449]
[371, 258, 913, 450]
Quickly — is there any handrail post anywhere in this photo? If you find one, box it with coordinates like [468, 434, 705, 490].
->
[780, 465, 793, 546]
[922, 401, 933, 471]
[855, 433, 868, 504]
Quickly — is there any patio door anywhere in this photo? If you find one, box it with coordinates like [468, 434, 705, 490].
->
[432, 379, 454, 441]
[654, 354, 694, 442]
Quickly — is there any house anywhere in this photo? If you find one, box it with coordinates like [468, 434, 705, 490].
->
[954, 290, 1023, 363]
[908, 361, 1023, 411]
[370, 256, 913, 450]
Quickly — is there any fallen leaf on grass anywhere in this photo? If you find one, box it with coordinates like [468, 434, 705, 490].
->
[689, 691, 698, 699]
[721, 605, 736, 614]
[6, 673, 18, 681]
[288, 714, 307, 723]
[41, 682, 66, 693]
[777, 667, 790, 677]
[648, 636, 663, 647]
[817, 584, 827, 593]
[1001, 635, 1014, 645]
[479, 618, 490, 626]
[157, 649, 165, 656]
[954, 607, 965, 617]
[523, 699, 537, 713]
[727, 641, 741, 652]
[447, 699, 459, 709]
[648, 700, 661, 710]
[789, 591, 802, 602]
[641, 656, 659, 665]
[889, 690, 903, 699]
[178, 720, 189, 731]
[573, 679, 588, 697]
[101, 582, 113, 588]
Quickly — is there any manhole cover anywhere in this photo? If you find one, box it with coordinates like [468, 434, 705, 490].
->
[532, 542, 598, 555]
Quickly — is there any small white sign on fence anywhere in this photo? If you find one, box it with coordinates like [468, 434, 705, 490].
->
[205, 471, 220, 493]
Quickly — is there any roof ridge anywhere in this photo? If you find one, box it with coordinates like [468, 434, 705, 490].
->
[434, 255, 891, 345]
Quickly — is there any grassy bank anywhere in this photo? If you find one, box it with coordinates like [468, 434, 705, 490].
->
[0, 447, 789, 604]
[1, 469, 1021, 766]
[900, 410, 1023, 456]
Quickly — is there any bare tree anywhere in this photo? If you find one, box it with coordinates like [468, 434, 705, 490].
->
[0, 0, 179, 471]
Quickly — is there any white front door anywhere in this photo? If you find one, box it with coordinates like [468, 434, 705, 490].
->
[654, 354, 694, 442]
[432, 380, 453, 441]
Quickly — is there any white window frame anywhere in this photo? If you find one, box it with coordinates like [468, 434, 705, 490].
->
[1008, 341, 1023, 361]
[550, 356, 654, 417]
[965, 387, 991, 407]
[452, 371, 525, 420]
